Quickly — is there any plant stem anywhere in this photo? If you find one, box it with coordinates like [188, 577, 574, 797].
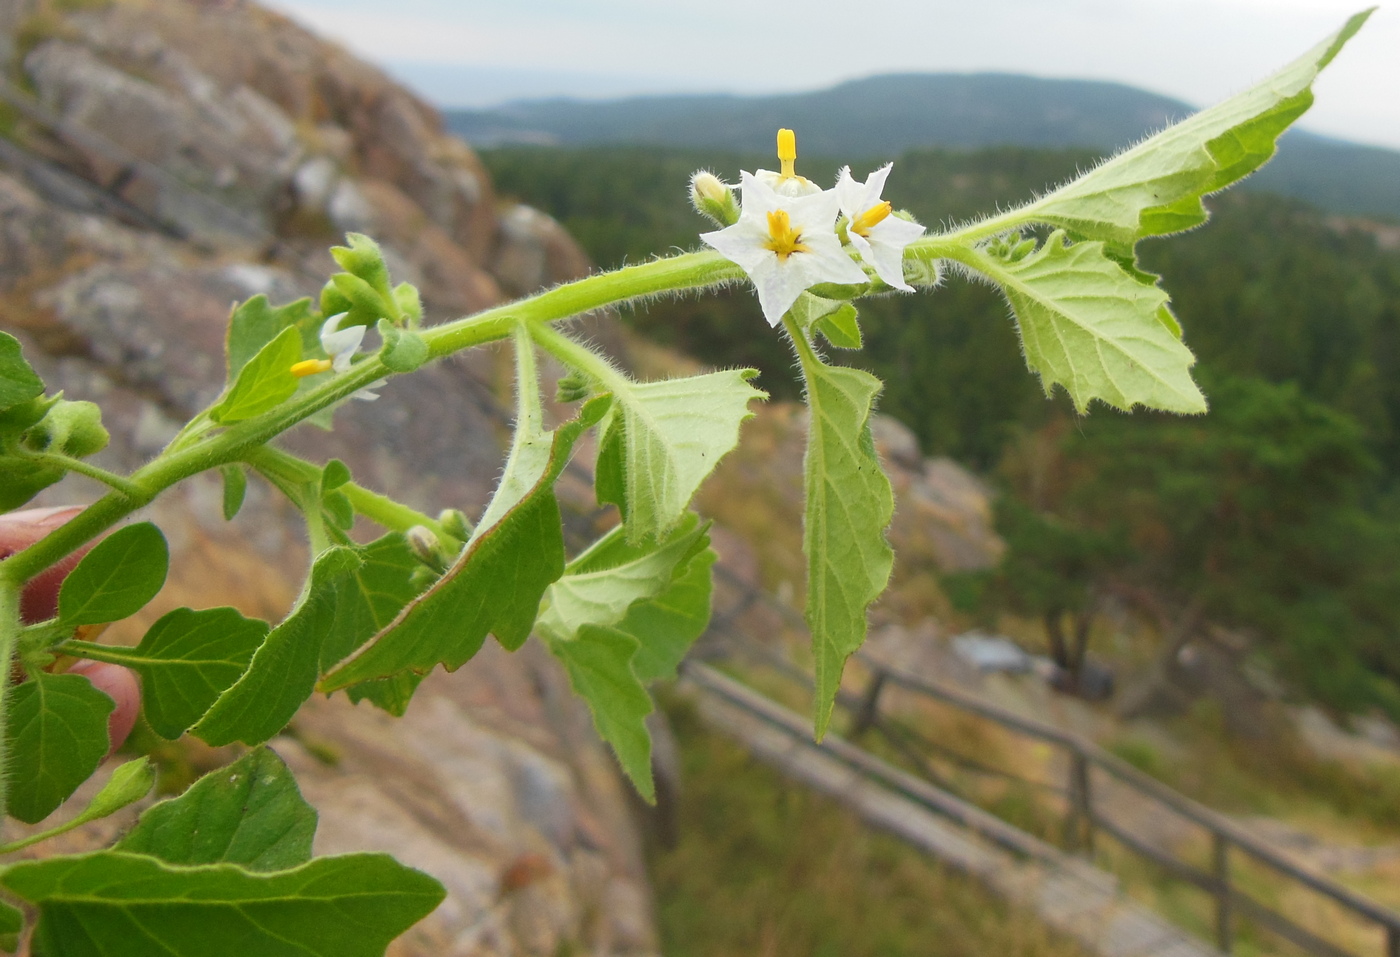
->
[21, 452, 146, 499]
[0, 250, 742, 590]
[244, 447, 444, 538]
[0, 579, 21, 827]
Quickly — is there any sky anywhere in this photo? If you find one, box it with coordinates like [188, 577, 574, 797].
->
[268, 0, 1400, 151]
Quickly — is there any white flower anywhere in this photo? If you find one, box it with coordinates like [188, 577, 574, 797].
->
[320, 312, 366, 373]
[701, 171, 867, 326]
[290, 312, 384, 400]
[835, 164, 925, 291]
[754, 128, 822, 197]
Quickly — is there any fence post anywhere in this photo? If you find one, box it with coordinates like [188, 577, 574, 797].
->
[1388, 923, 1400, 957]
[850, 669, 887, 739]
[1213, 832, 1232, 954]
[1064, 748, 1094, 855]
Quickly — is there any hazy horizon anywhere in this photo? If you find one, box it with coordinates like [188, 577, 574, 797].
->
[269, 0, 1400, 152]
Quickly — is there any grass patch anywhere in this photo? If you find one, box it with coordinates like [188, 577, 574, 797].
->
[649, 698, 1087, 957]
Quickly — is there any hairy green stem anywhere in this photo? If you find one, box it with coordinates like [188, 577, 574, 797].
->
[22, 452, 146, 499]
[0, 250, 742, 591]
[0, 579, 20, 827]
[245, 447, 445, 539]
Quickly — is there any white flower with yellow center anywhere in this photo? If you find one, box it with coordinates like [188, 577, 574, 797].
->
[290, 313, 383, 400]
[835, 164, 925, 291]
[701, 170, 867, 327]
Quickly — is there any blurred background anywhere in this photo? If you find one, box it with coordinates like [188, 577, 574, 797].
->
[2, 0, 1400, 954]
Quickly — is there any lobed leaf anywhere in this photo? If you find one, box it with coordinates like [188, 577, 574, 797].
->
[58, 522, 168, 627]
[5, 673, 114, 823]
[66, 606, 270, 739]
[797, 350, 894, 739]
[1, 851, 445, 957]
[539, 517, 712, 798]
[537, 516, 708, 641]
[626, 545, 716, 684]
[595, 369, 764, 544]
[550, 626, 655, 801]
[0, 331, 43, 413]
[210, 326, 302, 425]
[117, 748, 316, 872]
[319, 337, 606, 691]
[224, 296, 318, 388]
[1005, 11, 1372, 256]
[968, 233, 1206, 414]
[193, 547, 360, 747]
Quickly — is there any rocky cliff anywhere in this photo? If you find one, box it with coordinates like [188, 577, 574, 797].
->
[0, 1, 1004, 953]
[0, 1, 652, 954]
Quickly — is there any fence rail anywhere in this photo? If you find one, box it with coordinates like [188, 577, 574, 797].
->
[714, 634, 1400, 957]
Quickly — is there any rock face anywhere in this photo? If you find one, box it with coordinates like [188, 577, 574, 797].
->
[0, 1, 658, 953]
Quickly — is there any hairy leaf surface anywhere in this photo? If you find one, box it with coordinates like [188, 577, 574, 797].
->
[1010, 11, 1371, 254]
[58, 522, 168, 627]
[798, 350, 894, 738]
[320, 337, 606, 690]
[1, 851, 445, 957]
[5, 673, 114, 823]
[969, 234, 1206, 414]
[66, 607, 269, 739]
[596, 370, 764, 544]
[117, 748, 315, 871]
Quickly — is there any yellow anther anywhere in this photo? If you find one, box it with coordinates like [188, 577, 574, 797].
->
[851, 201, 893, 237]
[763, 209, 809, 261]
[777, 128, 797, 179]
[291, 358, 333, 378]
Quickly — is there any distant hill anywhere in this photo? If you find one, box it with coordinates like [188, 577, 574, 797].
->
[446, 73, 1400, 222]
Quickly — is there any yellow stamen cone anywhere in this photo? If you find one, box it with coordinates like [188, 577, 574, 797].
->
[291, 358, 333, 377]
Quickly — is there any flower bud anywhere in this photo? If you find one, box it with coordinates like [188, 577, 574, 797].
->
[690, 171, 739, 227]
[25, 398, 109, 457]
[438, 508, 472, 542]
[406, 524, 450, 574]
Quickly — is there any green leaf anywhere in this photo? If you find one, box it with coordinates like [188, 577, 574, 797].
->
[0, 900, 18, 951]
[117, 748, 316, 871]
[220, 464, 248, 520]
[968, 232, 1206, 414]
[537, 516, 709, 642]
[81, 757, 155, 819]
[537, 518, 710, 799]
[1, 851, 445, 957]
[816, 304, 863, 350]
[210, 326, 302, 425]
[595, 369, 764, 544]
[224, 296, 317, 387]
[58, 523, 168, 627]
[795, 347, 895, 739]
[344, 671, 425, 717]
[66, 607, 270, 739]
[320, 337, 607, 691]
[331, 273, 391, 329]
[331, 233, 393, 301]
[376, 319, 429, 373]
[316, 534, 422, 671]
[0, 331, 43, 413]
[321, 459, 352, 492]
[0, 759, 155, 855]
[5, 672, 114, 824]
[1008, 11, 1372, 256]
[0, 455, 63, 512]
[193, 547, 360, 747]
[549, 626, 655, 801]
[628, 545, 716, 684]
